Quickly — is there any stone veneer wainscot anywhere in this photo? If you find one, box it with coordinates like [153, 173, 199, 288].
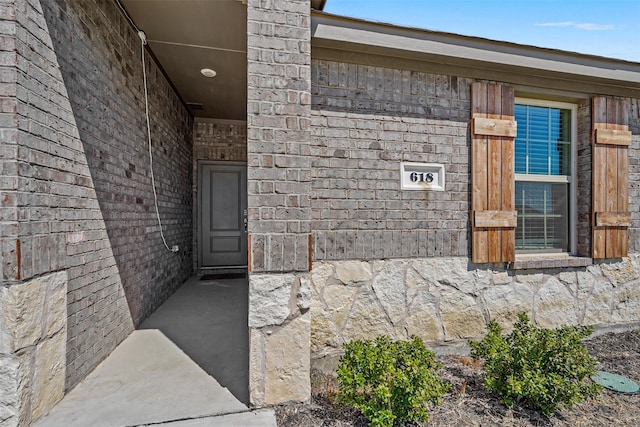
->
[310, 256, 640, 369]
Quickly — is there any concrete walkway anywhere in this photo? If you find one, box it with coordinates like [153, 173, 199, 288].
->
[139, 276, 249, 404]
[35, 276, 275, 427]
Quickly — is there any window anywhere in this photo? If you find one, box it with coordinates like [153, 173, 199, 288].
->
[514, 99, 576, 253]
[472, 83, 628, 263]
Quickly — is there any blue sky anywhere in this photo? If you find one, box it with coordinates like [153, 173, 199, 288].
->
[324, 0, 640, 62]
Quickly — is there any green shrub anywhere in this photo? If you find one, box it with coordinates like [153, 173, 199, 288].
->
[469, 313, 601, 416]
[337, 335, 450, 427]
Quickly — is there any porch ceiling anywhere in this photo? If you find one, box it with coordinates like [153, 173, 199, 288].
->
[120, 0, 247, 120]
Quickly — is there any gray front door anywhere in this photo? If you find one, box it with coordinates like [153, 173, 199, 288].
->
[199, 162, 248, 267]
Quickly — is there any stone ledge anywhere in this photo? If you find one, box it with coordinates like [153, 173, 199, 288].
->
[509, 256, 593, 270]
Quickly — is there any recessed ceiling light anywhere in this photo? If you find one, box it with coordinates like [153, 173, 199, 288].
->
[200, 68, 217, 78]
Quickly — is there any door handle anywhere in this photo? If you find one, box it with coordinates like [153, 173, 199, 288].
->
[243, 209, 248, 232]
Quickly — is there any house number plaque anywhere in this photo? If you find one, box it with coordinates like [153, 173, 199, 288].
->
[401, 162, 445, 191]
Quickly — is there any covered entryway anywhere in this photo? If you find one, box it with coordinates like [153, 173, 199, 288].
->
[119, 0, 252, 406]
[19, 0, 314, 422]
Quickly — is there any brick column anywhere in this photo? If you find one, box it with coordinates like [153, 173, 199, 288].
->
[246, 0, 312, 405]
[0, 2, 67, 424]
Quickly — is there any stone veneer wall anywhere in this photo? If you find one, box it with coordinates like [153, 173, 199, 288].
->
[0, 272, 66, 426]
[192, 119, 247, 272]
[1, 0, 193, 424]
[247, 0, 312, 406]
[311, 256, 640, 366]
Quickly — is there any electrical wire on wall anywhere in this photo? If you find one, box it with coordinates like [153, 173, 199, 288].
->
[116, 0, 178, 253]
[139, 32, 178, 253]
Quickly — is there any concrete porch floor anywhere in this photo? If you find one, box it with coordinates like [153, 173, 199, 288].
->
[35, 276, 276, 427]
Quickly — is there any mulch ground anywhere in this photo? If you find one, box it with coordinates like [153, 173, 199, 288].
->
[275, 330, 640, 426]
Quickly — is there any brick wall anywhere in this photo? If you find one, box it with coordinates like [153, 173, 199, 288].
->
[0, 0, 19, 283]
[247, 0, 311, 272]
[246, 0, 312, 406]
[310, 60, 472, 260]
[310, 59, 639, 262]
[308, 66, 640, 364]
[4, 0, 194, 390]
[192, 118, 246, 271]
[193, 119, 247, 163]
[1, 0, 109, 395]
[576, 101, 591, 256]
[629, 98, 640, 252]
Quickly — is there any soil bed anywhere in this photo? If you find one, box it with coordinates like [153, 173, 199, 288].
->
[275, 330, 640, 426]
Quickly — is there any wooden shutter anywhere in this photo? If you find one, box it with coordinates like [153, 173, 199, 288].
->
[592, 97, 631, 259]
[471, 82, 517, 263]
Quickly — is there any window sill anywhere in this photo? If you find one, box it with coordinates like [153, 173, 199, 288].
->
[509, 254, 592, 270]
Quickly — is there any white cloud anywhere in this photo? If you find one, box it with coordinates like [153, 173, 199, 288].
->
[536, 21, 575, 27]
[536, 21, 616, 30]
[574, 23, 616, 30]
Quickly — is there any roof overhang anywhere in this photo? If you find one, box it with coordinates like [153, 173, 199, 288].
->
[311, 0, 326, 10]
[311, 12, 640, 99]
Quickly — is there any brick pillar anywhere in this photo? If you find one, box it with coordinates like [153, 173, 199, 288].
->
[0, 2, 67, 425]
[246, 0, 312, 405]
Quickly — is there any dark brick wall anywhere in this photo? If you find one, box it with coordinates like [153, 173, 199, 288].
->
[310, 60, 472, 260]
[247, 0, 312, 273]
[22, 0, 194, 388]
[0, 0, 20, 282]
[577, 100, 592, 257]
[629, 98, 640, 252]
[310, 59, 639, 261]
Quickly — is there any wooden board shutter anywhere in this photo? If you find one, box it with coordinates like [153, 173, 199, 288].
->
[592, 97, 631, 259]
[471, 82, 517, 263]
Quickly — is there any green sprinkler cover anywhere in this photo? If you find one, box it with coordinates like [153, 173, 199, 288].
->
[591, 371, 640, 394]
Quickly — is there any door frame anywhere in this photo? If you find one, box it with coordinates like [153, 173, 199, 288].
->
[197, 160, 248, 270]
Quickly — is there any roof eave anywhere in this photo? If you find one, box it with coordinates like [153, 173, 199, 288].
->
[311, 0, 326, 11]
[311, 12, 640, 98]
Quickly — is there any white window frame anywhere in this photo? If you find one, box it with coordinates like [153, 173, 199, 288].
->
[514, 97, 577, 255]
